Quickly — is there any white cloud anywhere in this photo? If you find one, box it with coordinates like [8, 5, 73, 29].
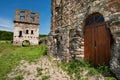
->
[0, 18, 14, 32]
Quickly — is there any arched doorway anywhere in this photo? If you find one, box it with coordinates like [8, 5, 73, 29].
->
[84, 13, 111, 66]
[22, 40, 30, 47]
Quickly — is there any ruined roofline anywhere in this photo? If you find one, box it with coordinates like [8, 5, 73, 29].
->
[15, 8, 39, 15]
[14, 9, 40, 25]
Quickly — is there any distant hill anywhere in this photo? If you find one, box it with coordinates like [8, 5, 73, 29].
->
[0, 30, 47, 40]
[39, 34, 47, 39]
[0, 30, 13, 40]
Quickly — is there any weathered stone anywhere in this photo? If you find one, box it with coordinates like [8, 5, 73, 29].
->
[13, 9, 39, 46]
[48, 0, 120, 79]
[110, 21, 120, 79]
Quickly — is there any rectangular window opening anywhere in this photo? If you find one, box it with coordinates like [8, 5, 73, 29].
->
[30, 17, 34, 22]
[20, 16, 25, 21]
[20, 11, 25, 15]
[31, 13, 35, 17]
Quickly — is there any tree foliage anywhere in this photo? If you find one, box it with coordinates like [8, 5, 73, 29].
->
[0, 31, 13, 40]
[39, 34, 47, 38]
[0, 30, 47, 40]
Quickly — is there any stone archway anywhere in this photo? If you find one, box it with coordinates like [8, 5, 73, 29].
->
[22, 40, 30, 47]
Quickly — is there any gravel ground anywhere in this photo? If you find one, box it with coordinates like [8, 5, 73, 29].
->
[8, 57, 115, 80]
[8, 57, 70, 80]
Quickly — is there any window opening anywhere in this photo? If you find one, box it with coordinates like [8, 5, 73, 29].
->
[30, 17, 34, 22]
[31, 30, 34, 34]
[26, 30, 29, 34]
[20, 16, 25, 21]
[86, 14, 104, 26]
[31, 13, 35, 17]
[19, 31, 22, 37]
[20, 11, 25, 15]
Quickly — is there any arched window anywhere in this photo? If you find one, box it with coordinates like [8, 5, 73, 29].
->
[31, 30, 34, 34]
[86, 13, 104, 26]
[20, 16, 25, 21]
[19, 31, 22, 37]
[20, 11, 25, 15]
[26, 30, 29, 34]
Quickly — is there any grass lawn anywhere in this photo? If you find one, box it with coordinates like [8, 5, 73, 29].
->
[0, 41, 47, 79]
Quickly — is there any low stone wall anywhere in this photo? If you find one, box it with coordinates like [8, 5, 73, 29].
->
[48, 25, 84, 62]
[39, 37, 47, 45]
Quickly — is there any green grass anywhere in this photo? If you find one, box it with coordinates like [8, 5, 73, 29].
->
[107, 77, 116, 80]
[60, 59, 116, 80]
[14, 75, 23, 80]
[61, 60, 90, 79]
[37, 67, 43, 75]
[42, 75, 50, 80]
[0, 41, 47, 79]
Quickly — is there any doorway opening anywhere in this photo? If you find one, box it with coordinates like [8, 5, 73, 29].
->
[84, 13, 111, 66]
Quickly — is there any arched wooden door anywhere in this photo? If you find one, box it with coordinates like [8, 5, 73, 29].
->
[84, 13, 111, 66]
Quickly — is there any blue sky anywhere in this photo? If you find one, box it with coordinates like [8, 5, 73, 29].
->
[0, 0, 51, 34]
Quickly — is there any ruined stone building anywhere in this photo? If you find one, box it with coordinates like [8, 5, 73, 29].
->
[48, 0, 120, 79]
[13, 9, 39, 46]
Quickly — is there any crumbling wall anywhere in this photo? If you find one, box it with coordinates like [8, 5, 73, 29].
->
[13, 9, 39, 46]
[48, 0, 120, 79]
[110, 21, 120, 79]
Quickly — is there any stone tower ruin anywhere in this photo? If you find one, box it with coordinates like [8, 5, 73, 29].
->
[13, 9, 39, 46]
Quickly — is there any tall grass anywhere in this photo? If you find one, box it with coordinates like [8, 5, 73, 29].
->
[0, 41, 47, 79]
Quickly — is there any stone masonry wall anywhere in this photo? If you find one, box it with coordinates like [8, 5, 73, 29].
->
[48, 0, 120, 79]
[110, 20, 120, 79]
[13, 9, 39, 46]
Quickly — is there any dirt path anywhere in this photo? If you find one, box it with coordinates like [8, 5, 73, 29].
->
[8, 57, 70, 80]
[8, 56, 115, 80]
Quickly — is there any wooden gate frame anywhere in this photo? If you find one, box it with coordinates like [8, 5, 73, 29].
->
[83, 13, 111, 66]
